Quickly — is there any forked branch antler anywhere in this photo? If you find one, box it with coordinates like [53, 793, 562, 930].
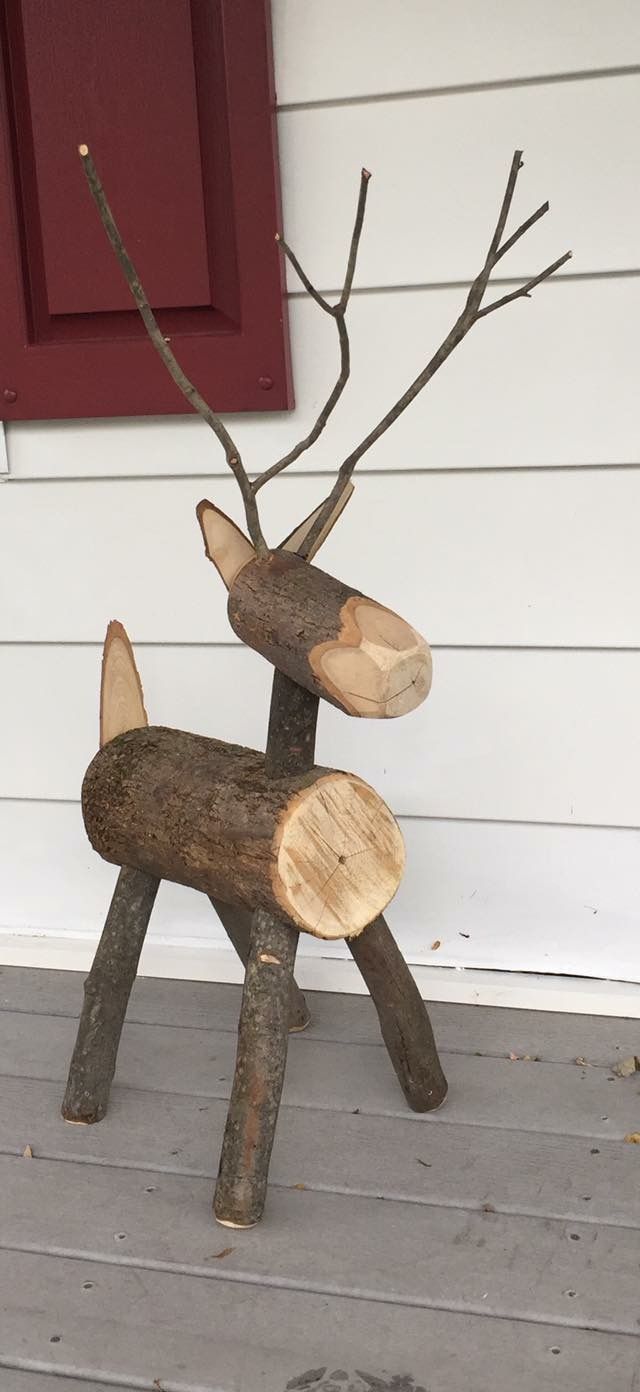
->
[297, 150, 571, 558]
[251, 167, 370, 494]
[78, 145, 569, 562]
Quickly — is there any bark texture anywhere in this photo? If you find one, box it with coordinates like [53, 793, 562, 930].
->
[213, 905, 299, 1226]
[62, 865, 159, 1123]
[82, 725, 404, 940]
[228, 550, 431, 719]
[213, 672, 319, 1226]
[349, 915, 448, 1112]
[209, 896, 310, 1032]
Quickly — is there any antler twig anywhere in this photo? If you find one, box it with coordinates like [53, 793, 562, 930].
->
[252, 169, 371, 494]
[296, 150, 571, 560]
[79, 144, 569, 568]
[78, 144, 268, 555]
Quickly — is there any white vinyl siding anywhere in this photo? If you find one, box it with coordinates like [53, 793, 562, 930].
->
[1, 2, 639, 998]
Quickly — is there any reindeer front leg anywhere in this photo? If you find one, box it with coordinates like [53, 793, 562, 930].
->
[214, 670, 317, 1227]
[62, 865, 159, 1123]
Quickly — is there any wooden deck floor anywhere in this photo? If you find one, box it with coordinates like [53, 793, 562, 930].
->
[1, 967, 640, 1391]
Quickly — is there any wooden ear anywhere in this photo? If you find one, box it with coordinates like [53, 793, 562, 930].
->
[197, 499, 256, 589]
[279, 481, 354, 560]
[100, 621, 148, 748]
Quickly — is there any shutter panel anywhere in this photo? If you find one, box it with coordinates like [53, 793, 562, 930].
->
[0, 0, 292, 419]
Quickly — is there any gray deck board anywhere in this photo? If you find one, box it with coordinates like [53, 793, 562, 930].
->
[3, 1251, 640, 1392]
[2, 971, 640, 1392]
[3, 965, 639, 1065]
[4, 1154, 640, 1333]
[1, 1076, 638, 1227]
[3, 1010, 639, 1138]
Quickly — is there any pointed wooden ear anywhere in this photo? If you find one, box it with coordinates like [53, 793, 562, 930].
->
[196, 499, 257, 589]
[279, 481, 354, 560]
[100, 621, 148, 748]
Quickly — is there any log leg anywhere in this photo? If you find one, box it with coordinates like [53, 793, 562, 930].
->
[213, 672, 318, 1226]
[208, 897, 311, 1032]
[348, 914, 448, 1111]
[62, 865, 159, 1124]
[213, 907, 298, 1227]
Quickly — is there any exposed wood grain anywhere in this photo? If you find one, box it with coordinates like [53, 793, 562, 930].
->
[83, 726, 405, 939]
[2, 804, 638, 983]
[279, 480, 354, 559]
[99, 619, 147, 747]
[228, 549, 431, 718]
[196, 498, 256, 589]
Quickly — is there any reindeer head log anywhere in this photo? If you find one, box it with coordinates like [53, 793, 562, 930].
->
[198, 501, 432, 719]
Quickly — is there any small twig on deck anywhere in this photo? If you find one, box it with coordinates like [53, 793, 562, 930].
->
[297, 149, 571, 560]
[77, 144, 267, 555]
[252, 169, 371, 498]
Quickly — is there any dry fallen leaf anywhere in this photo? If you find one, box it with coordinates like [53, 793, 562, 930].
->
[613, 1056, 640, 1078]
[207, 1246, 234, 1260]
[575, 1056, 596, 1068]
[293, 1182, 307, 1190]
[482, 1202, 496, 1213]
[431, 940, 441, 951]
[22, 1144, 33, 1158]
[624, 1133, 640, 1144]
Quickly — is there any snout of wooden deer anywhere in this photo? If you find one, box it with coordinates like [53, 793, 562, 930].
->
[197, 500, 432, 719]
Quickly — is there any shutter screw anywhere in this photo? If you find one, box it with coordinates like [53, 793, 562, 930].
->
[3, 388, 17, 403]
[258, 376, 274, 391]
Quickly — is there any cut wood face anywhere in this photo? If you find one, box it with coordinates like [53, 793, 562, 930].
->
[228, 550, 432, 720]
[273, 772, 405, 939]
[313, 598, 432, 718]
[196, 500, 255, 589]
[99, 620, 148, 747]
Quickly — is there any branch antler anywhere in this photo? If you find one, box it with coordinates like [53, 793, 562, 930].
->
[252, 168, 370, 494]
[297, 150, 571, 559]
[78, 145, 569, 566]
[78, 145, 268, 554]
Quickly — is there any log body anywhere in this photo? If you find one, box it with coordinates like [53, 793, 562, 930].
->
[227, 550, 431, 719]
[82, 726, 404, 940]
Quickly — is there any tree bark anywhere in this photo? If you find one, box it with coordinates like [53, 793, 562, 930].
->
[228, 550, 431, 719]
[82, 725, 404, 940]
[209, 897, 310, 1032]
[62, 865, 159, 1124]
[349, 915, 448, 1112]
[213, 671, 318, 1227]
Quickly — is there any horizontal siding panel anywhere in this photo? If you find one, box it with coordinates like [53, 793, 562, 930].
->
[6, 278, 638, 477]
[1, 646, 639, 826]
[0, 802, 637, 979]
[1, 469, 638, 645]
[278, 75, 639, 285]
[273, 0, 640, 103]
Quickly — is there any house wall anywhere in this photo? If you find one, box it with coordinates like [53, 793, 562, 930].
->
[1, 2, 639, 1008]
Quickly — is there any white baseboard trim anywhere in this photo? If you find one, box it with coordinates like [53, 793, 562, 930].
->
[1, 930, 640, 1017]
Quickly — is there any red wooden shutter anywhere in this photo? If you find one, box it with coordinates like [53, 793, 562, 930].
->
[0, 0, 293, 420]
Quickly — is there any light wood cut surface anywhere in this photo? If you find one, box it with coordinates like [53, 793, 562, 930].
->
[99, 620, 147, 747]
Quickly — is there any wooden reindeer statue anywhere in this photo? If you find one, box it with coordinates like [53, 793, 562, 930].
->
[62, 146, 570, 1227]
